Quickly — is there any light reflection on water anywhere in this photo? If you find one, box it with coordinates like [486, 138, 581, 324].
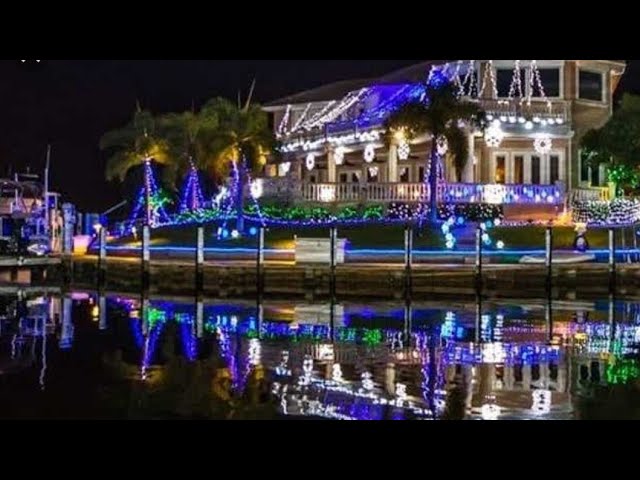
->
[0, 291, 639, 420]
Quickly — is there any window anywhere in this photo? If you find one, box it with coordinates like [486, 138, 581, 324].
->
[351, 172, 360, 183]
[367, 168, 379, 183]
[309, 175, 316, 184]
[579, 70, 604, 102]
[339, 173, 348, 184]
[533, 68, 560, 98]
[514, 155, 524, 184]
[400, 168, 409, 182]
[496, 68, 526, 98]
[592, 165, 601, 186]
[550, 155, 560, 184]
[495, 155, 506, 184]
[531, 156, 541, 185]
[418, 166, 425, 183]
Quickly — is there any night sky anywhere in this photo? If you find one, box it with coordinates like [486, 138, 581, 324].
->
[1, 59, 639, 213]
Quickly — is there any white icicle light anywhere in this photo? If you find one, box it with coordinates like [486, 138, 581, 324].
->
[484, 125, 504, 148]
[305, 153, 315, 171]
[334, 146, 345, 166]
[397, 141, 411, 160]
[436, 136, 449, 156]
[364, 144, 376, 163]
[332, 363, 343, 382]
[534, 135, 553, 155]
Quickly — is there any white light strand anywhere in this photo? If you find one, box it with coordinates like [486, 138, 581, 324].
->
[368, 166, 379, 178]
[461, 60, 477, 97]
[529, 60, 553, 112]
[277, 104, 291, 136]
[478, 60, 498, 99]
[290, 103, 312, 133]
[508, 60, 524, 101]
[298, 88, 370, 132]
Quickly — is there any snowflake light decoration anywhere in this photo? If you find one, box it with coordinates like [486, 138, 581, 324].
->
[397, 141, 411, 160]
[364, 144, 376, 163]
[534, 135, 553, 155]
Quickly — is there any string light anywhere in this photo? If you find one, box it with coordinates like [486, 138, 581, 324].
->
[178, 162, 205, 213]
[508, 60, 524, 101]
[531, 389, 552, 415]
[277, 104, 292, 136]
[250, 179, 263, 199]
[290, 103, 311, 132]
[368, 166, 379, 178]
[478, 60, 498, 98]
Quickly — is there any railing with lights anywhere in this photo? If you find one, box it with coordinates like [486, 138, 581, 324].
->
[570, 187, 611, 203]
[476, 98, 570, 125]
[262, 180, 565, 205]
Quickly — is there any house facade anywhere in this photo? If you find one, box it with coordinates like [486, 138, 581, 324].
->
[261, 60, 626, 211]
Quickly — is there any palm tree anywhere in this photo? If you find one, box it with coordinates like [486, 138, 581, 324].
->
[158, 106, 219, 211]
[385, 80, 484, 225]
[199, 89, 276, 233]
[101, 106, 171, 226]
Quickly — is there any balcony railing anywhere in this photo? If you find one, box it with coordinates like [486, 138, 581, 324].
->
[570, 187, 611, 203]
[477, 98, 570, 124]
[261, 179, 565, 205]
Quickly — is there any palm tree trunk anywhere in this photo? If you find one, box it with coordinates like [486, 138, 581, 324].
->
[235, 163, 245, 234]
[428, 140, 439, 224]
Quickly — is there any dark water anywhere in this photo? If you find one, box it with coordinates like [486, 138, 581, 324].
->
[0, 290, 639, 420]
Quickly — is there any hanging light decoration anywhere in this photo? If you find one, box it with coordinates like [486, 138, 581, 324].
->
[397, 141, 411, 160]
[250, 179, 263, 199]
[534, 134, 553, 155]
[368, 166, 379, 178]
[305, 153, 315, 171]
[364, 144, 376, 163]
[484, 125, 504, 148]
[280, 161, 291, 175]
[334, 146, 345, 165]
[436, 136, 449, 156]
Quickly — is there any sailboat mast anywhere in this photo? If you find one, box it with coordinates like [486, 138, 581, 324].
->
[44, 145, 51, 238]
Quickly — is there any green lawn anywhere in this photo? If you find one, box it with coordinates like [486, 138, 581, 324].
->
[109, 222, 637, 251]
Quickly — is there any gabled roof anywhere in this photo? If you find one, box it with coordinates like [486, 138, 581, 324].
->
[264, 60, 449, 108]
[264, 78, 373, 108]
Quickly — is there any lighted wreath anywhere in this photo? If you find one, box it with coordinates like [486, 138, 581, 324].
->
[305, 153, 315, 171]
[397, 141, 411, 160]
[484, 125, 504, 148]
[364, 144, 376, 163]
[534, 135, 552, 155]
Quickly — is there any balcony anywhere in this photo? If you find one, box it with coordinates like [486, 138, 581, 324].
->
[477, 98, 570, 125]
[260, 179, 566, 205]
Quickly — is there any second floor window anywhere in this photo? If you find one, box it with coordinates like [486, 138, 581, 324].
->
[496, 68, 526, 98]
[533, 68, 560, 98]
[579, 70, 604, 102]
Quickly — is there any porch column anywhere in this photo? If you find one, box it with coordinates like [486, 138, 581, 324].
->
[462, 132, 475, 183]
[327, 148, 336, 183]
[388, 145, 398, 183]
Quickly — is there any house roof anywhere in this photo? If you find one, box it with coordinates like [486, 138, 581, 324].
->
[264, 60, 448, 108]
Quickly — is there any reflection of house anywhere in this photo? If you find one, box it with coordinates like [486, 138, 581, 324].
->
[262, 61, 626, 213]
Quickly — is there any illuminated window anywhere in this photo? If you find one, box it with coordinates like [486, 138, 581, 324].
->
[514, 155, 524, 184]
[550, 155, 560, 184]
[495, 155, 506, 184]
[533, 68, 560, 98]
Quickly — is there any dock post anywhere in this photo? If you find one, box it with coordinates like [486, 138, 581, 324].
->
[142, 224, 150, 291]
[404, 223, 413, 300]
[195, 226, 204, 292]
[98, 226, 107, 287]
[256, 226, 265, 297]
[545, 226, 553, 289]
[609, 227, 616, 291]
[329, 224, 337, 301]
[475, 226, 483, 289]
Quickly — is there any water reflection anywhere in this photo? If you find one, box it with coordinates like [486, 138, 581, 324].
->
[0, 290, 638, 419]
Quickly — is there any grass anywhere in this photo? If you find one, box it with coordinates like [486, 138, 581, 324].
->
[108, 221, 638, 251]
